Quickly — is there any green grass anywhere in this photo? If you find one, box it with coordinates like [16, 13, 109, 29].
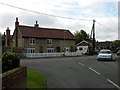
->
[27, 69, 47, 89]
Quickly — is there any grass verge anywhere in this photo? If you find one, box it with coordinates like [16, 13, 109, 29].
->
[27, 69, 47, 89]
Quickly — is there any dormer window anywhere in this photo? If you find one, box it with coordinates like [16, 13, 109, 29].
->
[47, 39, 52, 45]
[29, 38, 36, 45]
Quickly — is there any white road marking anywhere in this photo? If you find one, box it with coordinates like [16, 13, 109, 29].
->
[78, 62, 85, 66]
[107, 79, 120, 89]
[88, 67, 100, 75]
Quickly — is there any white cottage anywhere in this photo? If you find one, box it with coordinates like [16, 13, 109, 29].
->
[77, 40, 90, 54]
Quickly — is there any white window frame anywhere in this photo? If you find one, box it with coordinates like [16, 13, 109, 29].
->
[27, 48, 35, 53]
[46, 39, 52, 46]
[29, 38, 36, 45]
[47, 48, 54, 53]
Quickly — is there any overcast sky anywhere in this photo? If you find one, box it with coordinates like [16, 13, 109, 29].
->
[0, 0, 119, 41]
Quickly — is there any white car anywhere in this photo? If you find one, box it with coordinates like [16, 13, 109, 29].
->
[97, 49, 113, 61]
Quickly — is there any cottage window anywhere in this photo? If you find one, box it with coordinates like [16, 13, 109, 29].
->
[47, 39, 52, 45]
[47, 48, 54, 53]
[79, 47, 83, 50]
[29, 38, 36, 45]
[56, 47, 60, 52]
[27, 48, 35, 53]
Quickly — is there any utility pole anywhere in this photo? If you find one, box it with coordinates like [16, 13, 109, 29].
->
[92, 20, 96, 54]
[89, 19, 96, 55]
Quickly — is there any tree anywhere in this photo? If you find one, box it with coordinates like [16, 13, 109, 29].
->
[113, 40, 120, 44]
[113, 40, 120, 48]
[74, 30, 90, 44]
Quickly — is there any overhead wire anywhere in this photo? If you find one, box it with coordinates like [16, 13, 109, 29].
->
[0, 2, 116, 35]
[0, 2, 93, 21]
[95, 21, 116, 32]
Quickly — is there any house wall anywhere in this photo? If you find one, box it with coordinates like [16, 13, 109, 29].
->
[12, 30, 24, 53]
[12, 35, 15, 48]
[77, 46, 88, 54]
[23, 38, 76, 53]
[59, 39, 76, 52]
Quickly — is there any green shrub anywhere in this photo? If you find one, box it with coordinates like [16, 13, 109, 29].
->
[2, 52, 20, 73]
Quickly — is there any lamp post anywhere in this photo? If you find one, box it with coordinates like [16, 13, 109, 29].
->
[64, 30, 66, 55]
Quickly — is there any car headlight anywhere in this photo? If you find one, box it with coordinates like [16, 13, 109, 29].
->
[108, 55, 112, 58]
[98, 55, 102, 58]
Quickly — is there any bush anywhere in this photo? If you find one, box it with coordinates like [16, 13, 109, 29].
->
[2, 52, 20, 73]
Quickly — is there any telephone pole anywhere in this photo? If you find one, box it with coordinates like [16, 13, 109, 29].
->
[92, 20, 96, 54]
[89, 20, 96, 55]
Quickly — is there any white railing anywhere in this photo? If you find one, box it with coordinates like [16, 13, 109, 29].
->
[23, 52, 82, 58]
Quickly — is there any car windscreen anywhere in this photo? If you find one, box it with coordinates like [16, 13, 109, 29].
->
[100, 50, 111, 54]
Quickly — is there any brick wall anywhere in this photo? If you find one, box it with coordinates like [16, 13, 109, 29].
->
[2, 66, 27, 89]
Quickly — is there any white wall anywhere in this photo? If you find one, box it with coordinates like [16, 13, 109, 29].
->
[77, 46, 88, 54]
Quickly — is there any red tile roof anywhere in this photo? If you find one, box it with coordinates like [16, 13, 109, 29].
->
[78, 42, 90, 46]
[77, 40, 90, 46]
[18, 25, 75, 40]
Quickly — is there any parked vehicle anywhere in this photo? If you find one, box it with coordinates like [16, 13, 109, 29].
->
[117, 50, 120, 56]
[97, 49, 113, 61]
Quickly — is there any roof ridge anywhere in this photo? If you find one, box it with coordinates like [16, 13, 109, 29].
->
[19, 25, 33, 28]
[19, 25, 69, 31]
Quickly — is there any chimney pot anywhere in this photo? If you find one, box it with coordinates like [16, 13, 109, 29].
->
[4, 32, 5, 36]
[6, 27, 11, 47]
[16, 17, 18, 22]
[36, 21, 38, 24]
[34, 21, 39, 29]
[7, 27, 10, 30]
[15, 17, 19, 28]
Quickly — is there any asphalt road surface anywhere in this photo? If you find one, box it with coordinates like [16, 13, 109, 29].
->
[21, 55, 119, 89]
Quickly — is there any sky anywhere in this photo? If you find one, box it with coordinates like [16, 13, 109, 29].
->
[0, 0, 119, 41]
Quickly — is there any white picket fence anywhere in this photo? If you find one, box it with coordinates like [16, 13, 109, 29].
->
[22, 52, 82, 58]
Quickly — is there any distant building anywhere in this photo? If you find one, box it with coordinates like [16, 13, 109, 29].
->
[2, 27, 12, 52]
[2, 27, 12, 47]
[12, 18, 76, 53]
[96, 41, 114, 50]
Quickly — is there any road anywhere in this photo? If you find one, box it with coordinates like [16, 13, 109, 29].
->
[21, 55, 119, 89]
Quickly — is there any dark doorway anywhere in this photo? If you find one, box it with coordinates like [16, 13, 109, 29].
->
[56, 47, 60, 52]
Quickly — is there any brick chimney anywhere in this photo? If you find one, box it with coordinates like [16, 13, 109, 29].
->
[5, 27, 11, 47]
[15, 17, 19, 28]
[3, 32, 5, 37]
[34, 21, 39, 30]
